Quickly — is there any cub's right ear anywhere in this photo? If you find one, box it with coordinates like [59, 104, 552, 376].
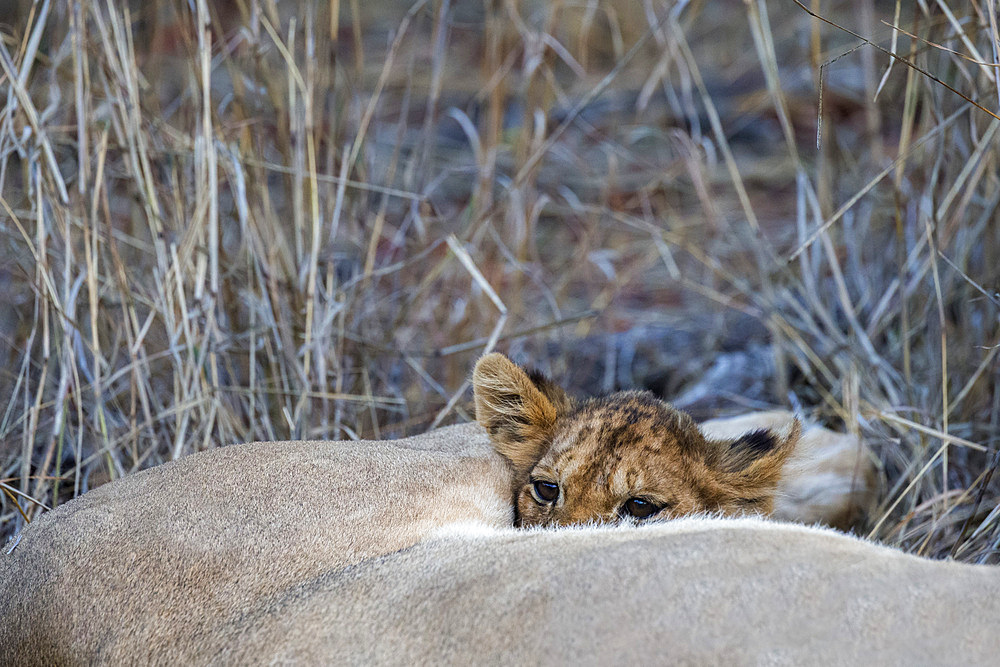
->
[473, 353, 565, 475]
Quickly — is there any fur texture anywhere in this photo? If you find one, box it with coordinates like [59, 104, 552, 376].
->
[212, 519, 1000, 665]
[1, 413, 881, 664]
[0, 424, 512, 664]
[5, 512, 999, 664]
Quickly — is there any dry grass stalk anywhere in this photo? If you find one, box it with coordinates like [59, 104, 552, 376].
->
[0, 0, 998, 562]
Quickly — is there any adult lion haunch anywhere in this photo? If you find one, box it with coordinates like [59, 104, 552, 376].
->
[2, 416, 986, 665]
[195, 520, 1000, 665]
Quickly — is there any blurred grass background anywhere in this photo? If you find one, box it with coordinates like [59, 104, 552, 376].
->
[1, 0, 999, 562]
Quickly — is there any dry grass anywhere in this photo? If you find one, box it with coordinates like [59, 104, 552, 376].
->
[1, 0, 998, 562]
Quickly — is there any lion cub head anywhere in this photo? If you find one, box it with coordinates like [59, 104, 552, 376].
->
[473, 353, 800, 528]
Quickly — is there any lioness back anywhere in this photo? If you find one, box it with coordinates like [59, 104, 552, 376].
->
[0, 399, 882, 665]
[0, 424, 513, 663]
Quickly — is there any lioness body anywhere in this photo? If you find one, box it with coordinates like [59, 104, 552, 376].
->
[0, 424, 511, 662]
[5, 506, 998, 664]
[3, 416, 882, 663]
[200, 519, 1000, 665]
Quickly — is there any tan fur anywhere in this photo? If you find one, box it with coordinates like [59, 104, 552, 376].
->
[0, 425, 512, 664]
[4, 509, 999, 664]
[1, 396, 885, 663]
[474, 353, 802, 527]
[174, 520, 1000, 665]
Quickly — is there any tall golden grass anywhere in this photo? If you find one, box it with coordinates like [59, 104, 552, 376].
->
[1, 0, 998, 561]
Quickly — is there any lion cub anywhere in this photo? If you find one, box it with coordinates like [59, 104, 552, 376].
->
[473, 353, 800, 528]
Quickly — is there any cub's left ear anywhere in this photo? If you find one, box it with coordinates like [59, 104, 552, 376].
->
[473, 353, 569, 476]
[704, 419, 801, 491]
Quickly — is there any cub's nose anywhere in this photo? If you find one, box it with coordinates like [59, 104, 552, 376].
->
[552, 503, 619, 527]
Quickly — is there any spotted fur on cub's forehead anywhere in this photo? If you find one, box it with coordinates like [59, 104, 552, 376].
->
[539, 392, 711, 495]
[548, 391, 701, 458]
[545, 391, 777, 473]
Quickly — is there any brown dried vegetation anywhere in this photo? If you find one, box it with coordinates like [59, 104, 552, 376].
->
[1, 1, 999, 561]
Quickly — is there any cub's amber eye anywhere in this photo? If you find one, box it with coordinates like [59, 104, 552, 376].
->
[621, 497, 662, 520]
[531, 479, 560, 503]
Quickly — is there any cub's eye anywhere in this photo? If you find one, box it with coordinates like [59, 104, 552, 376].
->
[531, 479, 560, 503]
[621, 497, 663, 520]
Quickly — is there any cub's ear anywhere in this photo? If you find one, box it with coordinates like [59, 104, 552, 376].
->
[703, 418, 801, 499]
[523, 367, 574, 417]
[473, 353, 571, 474]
